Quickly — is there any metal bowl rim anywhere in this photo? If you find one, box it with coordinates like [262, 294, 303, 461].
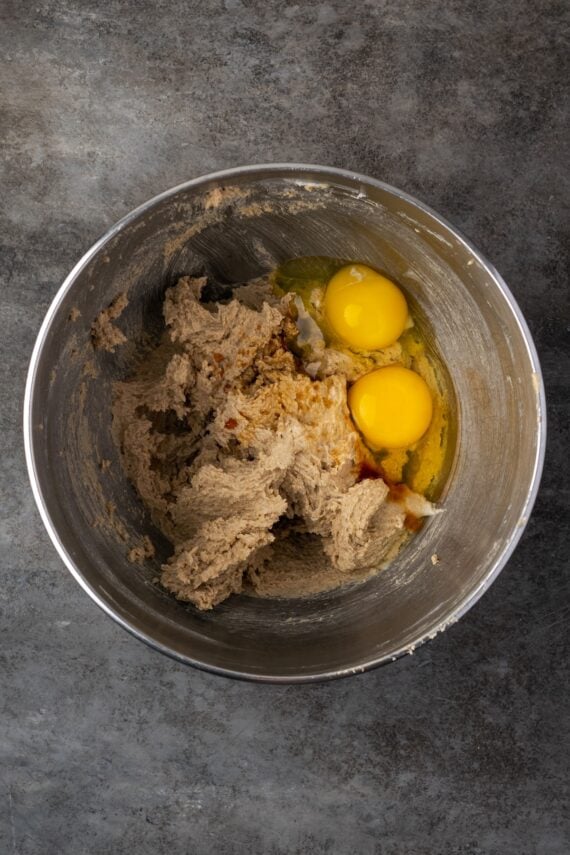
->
[23, 162, 547, 683]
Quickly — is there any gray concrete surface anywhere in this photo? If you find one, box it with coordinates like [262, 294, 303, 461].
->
[1, 1, 568, 853]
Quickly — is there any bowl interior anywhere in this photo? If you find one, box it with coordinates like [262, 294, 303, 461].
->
[26, 167, 543, 680]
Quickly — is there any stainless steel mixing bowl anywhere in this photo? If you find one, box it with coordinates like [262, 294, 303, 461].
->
[24, 164, 546, 682]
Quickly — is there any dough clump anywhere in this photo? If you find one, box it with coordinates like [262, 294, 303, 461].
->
[113, 277, 435, 609]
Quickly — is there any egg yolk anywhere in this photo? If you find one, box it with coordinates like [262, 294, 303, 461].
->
[348, 365, 433, 450]
[324, 264, 408, 350]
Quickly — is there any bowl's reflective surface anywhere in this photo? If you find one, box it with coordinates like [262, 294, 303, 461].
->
[24, 165, 545, 681]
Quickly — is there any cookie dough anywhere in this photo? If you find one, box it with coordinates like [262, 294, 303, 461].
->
[112, 276, 436, 609]
[92, 293, 128, 352]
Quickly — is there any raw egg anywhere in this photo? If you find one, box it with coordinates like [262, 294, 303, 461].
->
[324, 264, 408, 350]
[348, 365, 433, 450]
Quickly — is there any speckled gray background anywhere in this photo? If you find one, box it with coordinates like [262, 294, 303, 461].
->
[1, 1, 569, 853]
